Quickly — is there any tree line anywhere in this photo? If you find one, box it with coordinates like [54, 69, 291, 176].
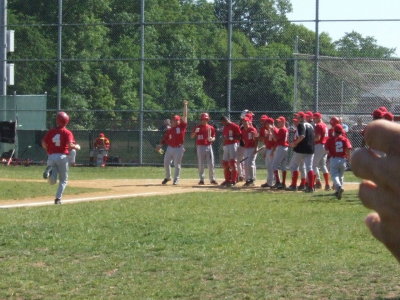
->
[8, 0, 396, 129]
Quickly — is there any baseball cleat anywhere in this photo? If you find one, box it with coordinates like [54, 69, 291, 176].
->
[238, 176, 244, 182]
[54, 198, 62, 205]
[276, 183, 286, 190]
[297, 184, 306, 191]
[198, 180, 205, 185]
[315, 181, 322, 189]
[261, 182, 271, 188]
[220, 181, 227, 186]
[210, 180, 218, 185]
[243, 180, 255, 187]
[173, 180, 178, 185]
[43, 166, 52, 179]
[337, 188, 344, 200]
[286, 185, 297, 191]
[324, 184, 331, 191]
[304, 186, 314, 193]
[161, 178, 171, 185]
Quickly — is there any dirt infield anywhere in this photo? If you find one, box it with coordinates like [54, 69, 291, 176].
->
[0, 179, 360, 208]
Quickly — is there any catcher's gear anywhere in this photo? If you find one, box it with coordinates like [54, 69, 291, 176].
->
[330, 116, 340, 126]
[200, 113, 209, 121]
[56, 111, 70, 127]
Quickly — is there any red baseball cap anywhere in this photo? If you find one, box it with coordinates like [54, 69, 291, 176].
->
[172, 115, 181, 121]
[378, 106, 388, 112]
[383, 111, 394, 121]
[334, 124, 344, 134]
[260, 114, 269, 121]
[306, 111, 313, 118]
[313, 112, 322, 118]
[243, 117, 251, 122]
[372, 109, 383, 119]
[297, 111, 305, 118]
[276, 116, 286, 123]
[266, 118, 274, 124]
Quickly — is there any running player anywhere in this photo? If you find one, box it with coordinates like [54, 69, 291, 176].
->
[42, 111, 80, 204]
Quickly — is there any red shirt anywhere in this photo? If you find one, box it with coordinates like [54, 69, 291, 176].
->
[192, 124, 215, 146]
[325, 135, 352, 158]
[162, 122, 187, 147]
[241, 126, 258, 148]
[259, 126, 276, 149]
[314, 122, 328, 144]
[222, 122, 241, 145]
[274, 127, 289, 147]
[43, 127, 74, 155]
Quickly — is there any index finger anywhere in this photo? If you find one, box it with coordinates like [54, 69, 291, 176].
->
[364, 120, 400, 155]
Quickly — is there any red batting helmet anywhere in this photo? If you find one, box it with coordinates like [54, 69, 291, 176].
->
[56, 111, 70, 127]
[200, 113, 209, 121]
[330, 116, 340, 126]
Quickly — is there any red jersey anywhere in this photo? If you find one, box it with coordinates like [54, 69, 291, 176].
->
[43, 127, 74, 155]
[192, 124, 215, 146]
[325, 135, 352, 158]
[241, 126, 258, 148]
[314, 122, 328, 144]
[274, 127, 289, 147]
[259, 126, 276, 149]
[162, 122, 187, 147]
[222, 122, 241, 145]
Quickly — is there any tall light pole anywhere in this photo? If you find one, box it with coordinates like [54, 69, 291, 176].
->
[0, 0, 7, 96]
[293, 36, 299, 113]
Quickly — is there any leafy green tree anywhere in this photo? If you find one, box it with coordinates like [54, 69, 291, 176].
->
[214, 0, 292, 46]
[334, 31, 396, 58]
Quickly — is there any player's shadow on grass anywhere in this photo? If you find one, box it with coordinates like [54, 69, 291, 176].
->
[306, 191, 360, 204]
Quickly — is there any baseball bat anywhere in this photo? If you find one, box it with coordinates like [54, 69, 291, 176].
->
[239, 145, 265, 163]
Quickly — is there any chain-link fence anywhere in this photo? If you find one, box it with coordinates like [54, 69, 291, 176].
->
[1, 0, 399, 166]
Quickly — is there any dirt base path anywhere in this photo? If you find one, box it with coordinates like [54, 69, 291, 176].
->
[0, 178, 360, 208]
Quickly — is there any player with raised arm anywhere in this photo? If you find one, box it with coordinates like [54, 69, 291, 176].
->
[42, 111, 80, 205]
[157, 100, 188, 185]
[191, 113, 218, 185]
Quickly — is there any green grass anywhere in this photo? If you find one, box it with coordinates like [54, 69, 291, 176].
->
[1, 165, 389, 299]
[0, 191, 398, 299]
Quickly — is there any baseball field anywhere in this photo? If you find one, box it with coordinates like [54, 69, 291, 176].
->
[0, 165, 399, 298]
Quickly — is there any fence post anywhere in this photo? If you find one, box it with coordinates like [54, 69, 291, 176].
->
[313, 0, 320, 112]
[139, 0, 145, 165]
[0, 0, 7, 97]
[57, 0, 62, 111]
[226, 0, 232, 117]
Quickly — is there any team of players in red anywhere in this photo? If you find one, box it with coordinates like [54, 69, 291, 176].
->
[158, 104, 395, 200]
[41, 106, 393, 204]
